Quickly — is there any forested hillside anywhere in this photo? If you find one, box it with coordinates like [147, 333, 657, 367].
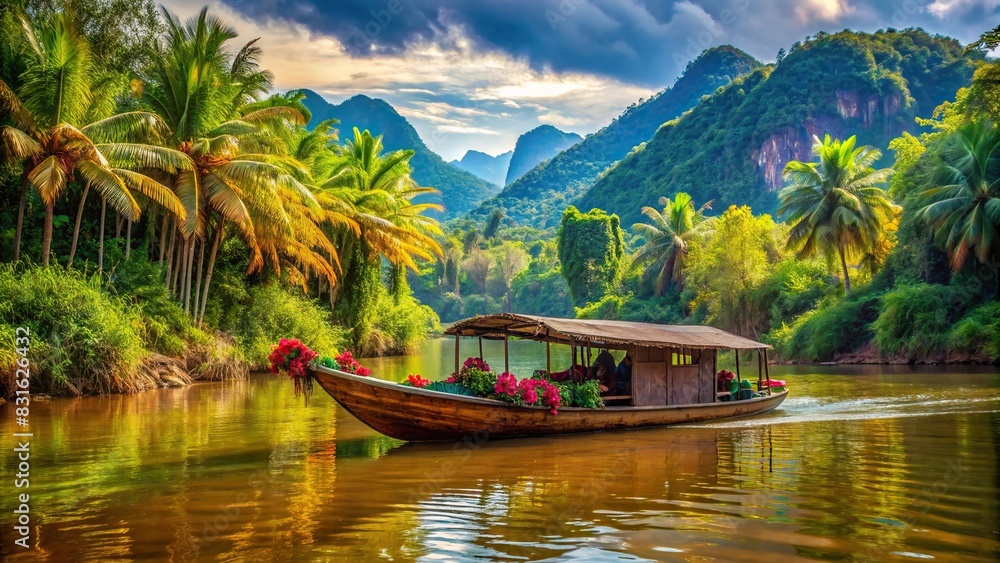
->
[472, 45, 760, 225]
[504, 125, 582, 185]
[299, 90, 500, 217]
[580, 29, 978, 224]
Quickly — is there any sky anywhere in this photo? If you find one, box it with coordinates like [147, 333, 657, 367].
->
[159, 0, 999, 161]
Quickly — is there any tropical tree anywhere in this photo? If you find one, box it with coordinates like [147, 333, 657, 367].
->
[557, 205, 625, 307]
[778, 134, 897, 293]
[917, 121, 1000, 292]
[321, 127, 442, 349]
[0, 9, 187, 266]
[631, 192, 713, 295]
[142, 7, 318, 321]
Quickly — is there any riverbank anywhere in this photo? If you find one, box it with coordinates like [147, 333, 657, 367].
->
[0, 265, 349, 399]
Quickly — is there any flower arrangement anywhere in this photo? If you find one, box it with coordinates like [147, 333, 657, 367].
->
[402, 373, 430, 388]
[268, 338, 318, 397]
[394, 357, 603, 414]
[451, 357, 497, 396]
[492, 371, 561, 414]
[334, 350, 371, 376]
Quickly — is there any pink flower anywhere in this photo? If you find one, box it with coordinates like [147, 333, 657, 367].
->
[541, 381, 561, 415]
[494, 372, 518, 396]
[445, 374, 456, 383]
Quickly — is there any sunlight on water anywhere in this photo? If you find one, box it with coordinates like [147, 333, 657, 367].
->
[0, 341, 998, 561]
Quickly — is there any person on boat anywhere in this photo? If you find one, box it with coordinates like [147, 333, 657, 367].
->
[615, 354, 632, 393]
[549, 364, 586, 383]
[588, 350, 618, 393]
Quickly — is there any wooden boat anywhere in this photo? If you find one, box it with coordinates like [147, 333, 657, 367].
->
[311, 314, 788, 442]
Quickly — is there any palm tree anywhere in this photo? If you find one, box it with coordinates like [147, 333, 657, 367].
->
[321, 127, 442, 350]
[142, 7, 315, 321]
[917, 121, 1000, 291]
[0, 10, 187, 266]
[631, 192, 713, 295]
[778, 134, 897, 293]
[323, 128, 442, 272]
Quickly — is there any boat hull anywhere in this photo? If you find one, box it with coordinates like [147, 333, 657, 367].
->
[310, 366, 788, 442]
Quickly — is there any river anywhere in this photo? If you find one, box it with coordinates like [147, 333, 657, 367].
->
[1, 337, 998, 561]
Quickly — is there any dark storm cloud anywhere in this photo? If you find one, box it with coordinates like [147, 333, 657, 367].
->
[219, 0, 998, 85]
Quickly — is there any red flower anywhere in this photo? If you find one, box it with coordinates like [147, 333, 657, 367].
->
[269, 338, 317, 379]
[332, 350, 372, 376]
[407, 374, 430, 388]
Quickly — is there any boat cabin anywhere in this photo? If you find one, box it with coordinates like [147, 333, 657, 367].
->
[444, 313, 774, 407]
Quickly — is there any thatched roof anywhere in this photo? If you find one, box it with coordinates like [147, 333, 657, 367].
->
[444, 313, 770, 350]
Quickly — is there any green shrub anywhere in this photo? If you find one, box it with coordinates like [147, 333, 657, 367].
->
[769, 291, 880, 361]
[0, 265, 148, 397]
[227, 284, 348, 369]
[948, 302, 1000, 361]
[106, 253, 202, 356]
[462, 294, 501, 317]
[576, 294, 626, 319]
[872, 284, 973, 358]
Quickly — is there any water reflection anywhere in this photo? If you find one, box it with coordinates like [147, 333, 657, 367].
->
[0, 364, 998, 561]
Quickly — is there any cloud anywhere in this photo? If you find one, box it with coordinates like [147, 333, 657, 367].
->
[159, 0, 995, 159]
[398, 88, 438, 95]
[795, 0, 856, 22]
[437, 125, 504, 135]
[927, 0, 1000, 23]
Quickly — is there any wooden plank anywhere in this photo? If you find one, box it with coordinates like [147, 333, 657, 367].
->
[633, 361, 666, 406]
[668, 366, 699, 405]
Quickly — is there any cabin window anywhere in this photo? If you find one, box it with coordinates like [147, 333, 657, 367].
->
[671, 348, 699, 366]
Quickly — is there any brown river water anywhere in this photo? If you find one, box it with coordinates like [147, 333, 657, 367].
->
[1, 337, 998, 561]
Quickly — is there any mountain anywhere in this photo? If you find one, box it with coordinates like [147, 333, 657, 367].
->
[505, 126, 582, 185]
[471, 45, 761, 225]
[578, 29, 978, 225]
[450, 150, 513, 186]
[298, 90, 500, 218]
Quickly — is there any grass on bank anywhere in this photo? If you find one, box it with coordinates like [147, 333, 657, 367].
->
[0, 254, 427, 398]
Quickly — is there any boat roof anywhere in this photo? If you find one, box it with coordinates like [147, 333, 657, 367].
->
[444, 313, 770, 350]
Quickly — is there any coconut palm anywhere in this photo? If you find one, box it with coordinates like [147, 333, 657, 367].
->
[631, 192, 713, 295]
[0, 10, 187, 266]
[323, 127, 442, 273]
[917, 122, 1000, 286]
[778, 134, 897, 293]
[143, 7, 317, 320]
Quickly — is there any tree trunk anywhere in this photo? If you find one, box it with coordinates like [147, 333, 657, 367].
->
[41, 200, 54, 266]
[98, 197, 106, 271]
[181, 238, 192, 314]
[125, 219, 132, 259]
[158, 214, 169, 267]
[193, 237, 205, 319]
[170, 235, 182, 296]
[165, 224, 177, 289]
[68, 182, 90, 267]
[13, 175, 28, 262]
[838, 241, 852, 294]
[115, 212, 122, 239]
[198, 220, 225, 326]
